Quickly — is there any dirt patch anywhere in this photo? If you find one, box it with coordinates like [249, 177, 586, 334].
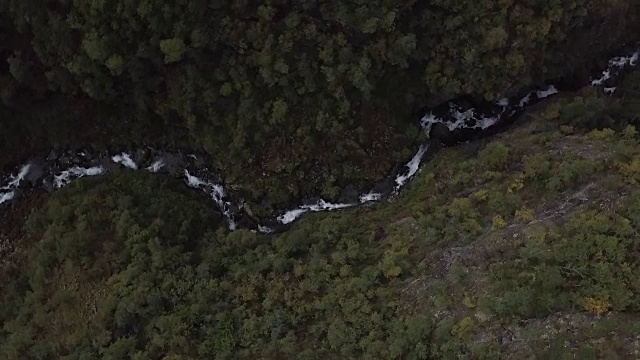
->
[474, 311, 640, 358]
[551, 137, 614, 160]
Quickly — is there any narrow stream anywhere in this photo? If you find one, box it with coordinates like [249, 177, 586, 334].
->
[1, 44, 638, 233]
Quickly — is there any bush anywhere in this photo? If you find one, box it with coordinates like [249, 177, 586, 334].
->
[478, 142, 510, 170]
[1, 171, 433, 359]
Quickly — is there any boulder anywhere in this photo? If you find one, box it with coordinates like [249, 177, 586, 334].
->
[46, 149, 58, 161]
[339, 184, 360, 204]
[371, 176, 394, 196]
[25, 159, 45, 185]
[161, 152, 186, 176]
[429, 123, 452, 143]
[135, 148, 151, 166]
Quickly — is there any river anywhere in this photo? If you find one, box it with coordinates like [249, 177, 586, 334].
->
[0, 44, 638, 233]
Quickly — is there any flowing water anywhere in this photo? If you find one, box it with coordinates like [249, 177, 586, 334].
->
[1, 44, 638, 233]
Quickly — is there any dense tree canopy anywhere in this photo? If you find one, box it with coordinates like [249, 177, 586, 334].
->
[1, 0, 638, 209]
[1, 171, 432, 359]
[2, 0, 640, 358]
[3, 76, 640, 357]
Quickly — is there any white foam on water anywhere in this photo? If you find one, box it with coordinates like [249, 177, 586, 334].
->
[536, 85, 559, 99]
[278, 200, 356, 224]
[146, 160, 165, 172]
[420, 85, 557, 137]
[183, 170, 236, 230]
[0, 191, 16, 205]
[85, 167, 105, 176]
[184, 170, 206, 187]
[422, 109, 498, 134]
[2, 44, 638, 231]
[53, 166, 106, 188]
[0, 164, 33, 205]
[360, 192, 382, 203]
[395, 144, 428, 190]
[112, 153, 138, 170]
[448, 107, 475, 130]
[420, 112, 439, 133]
[473, 116, 499, 130]
[258, 225, 275, 234]
[278, 208, 309, 224]
[591, 70, 611, 86]
[277, 199, 356, 225]
[592, 49, 640, 86]
[1, 164, 32, 189]
[303, 200, 354, 212]
[519, 93, 532, 107]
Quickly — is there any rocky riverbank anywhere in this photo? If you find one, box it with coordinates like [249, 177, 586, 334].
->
[1, 43, 637, 234]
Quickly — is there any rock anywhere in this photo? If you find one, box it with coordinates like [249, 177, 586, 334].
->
[429, 122, 452, 143]
[99, 156, 120, 172]
[42, 179, 55, 193]
[46, 149, 58, 161]
[372, 177, 394, 196]
[301, 197, 322, 207]
[25, 159, 44, 185]
[146, 156, 168, 173]
[190, 154, 206, 168]
[78, 149, 93, 161]
[134, 148, 151, 165]
[161, 152, 186, 176]
[261, 195, 272, 208]
[88, 157, 102, 167]
[227, 203, 241, 217]
[339, 184, 360, 203]
[12, 188, 24, 198]
[240, 203, 265, 226]
[236, 215, 259, 230]
[59, 156, 71, 167]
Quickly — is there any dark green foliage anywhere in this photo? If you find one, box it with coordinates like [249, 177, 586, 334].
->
[1, 172, 432, 359]
[486, 199, 640, 319]
[557, 95, 618, 130]
[4, 91, 640, 357]
[2, 171, 223, 358]
[478, 142, 510, 170]
[1, 0, 637, 209]
[1, 6, 640, 357]
[555, 84, 640, 133]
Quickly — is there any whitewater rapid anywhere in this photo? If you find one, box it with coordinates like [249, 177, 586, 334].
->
[1, 44, 638, 233]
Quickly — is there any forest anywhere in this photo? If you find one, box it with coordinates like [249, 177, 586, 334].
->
[1, 0, 638, 209]
[2, 0, 640, 358]
[3, 71, 640, 357]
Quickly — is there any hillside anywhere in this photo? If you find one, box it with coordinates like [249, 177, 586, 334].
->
[1, 0, 639, 211]
[2, 69, 640, 358]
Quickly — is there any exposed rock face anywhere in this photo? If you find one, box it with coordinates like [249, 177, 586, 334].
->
[429, 123, 452, 144]
[134, 148, 151, 164]
[339, 185, 360, 204]
[25, 158, 44, 185]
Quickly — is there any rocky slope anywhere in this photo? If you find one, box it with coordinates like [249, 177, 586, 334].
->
[2, 67, 640, 358]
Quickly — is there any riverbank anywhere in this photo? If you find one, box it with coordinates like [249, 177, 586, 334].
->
[3, 77, 640, 357]
[1, 0, 639, 215]
[2, 43, 638, 231]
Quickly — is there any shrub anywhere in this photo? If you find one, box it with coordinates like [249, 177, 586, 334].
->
[492, 215, 507, 229]
[478, 142, 510, 170]
[515, 207, 535, 223]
